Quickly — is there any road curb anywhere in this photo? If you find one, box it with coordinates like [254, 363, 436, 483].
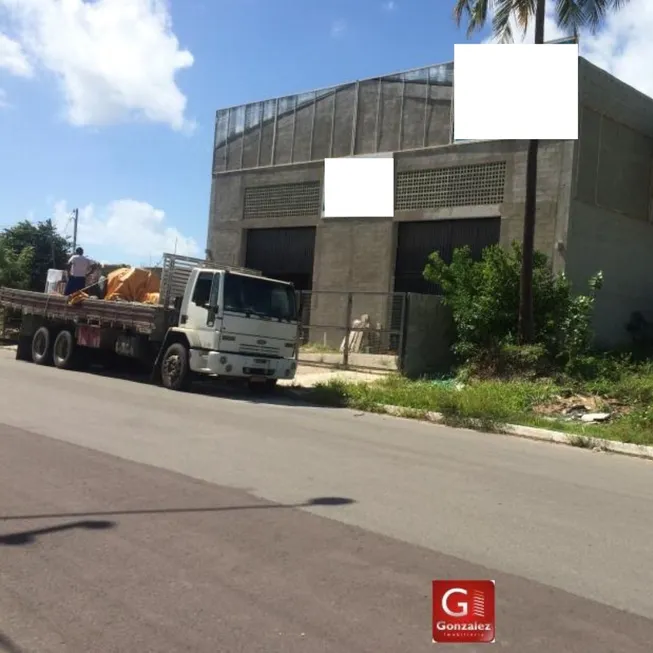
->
[285, 388, 653, 462]
[381, 404, 653, 461]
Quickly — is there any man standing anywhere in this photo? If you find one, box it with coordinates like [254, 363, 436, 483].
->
[64, 247, 97, 296]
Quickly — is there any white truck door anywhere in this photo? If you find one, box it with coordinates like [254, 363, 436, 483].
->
[183, 270, 220, 350]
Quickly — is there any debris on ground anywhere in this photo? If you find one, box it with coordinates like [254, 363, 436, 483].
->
[580, 412, 611, 423]
[534, 393, 627, 423]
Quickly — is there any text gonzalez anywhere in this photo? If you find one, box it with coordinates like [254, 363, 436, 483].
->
[437, 587, 493, 632]
[434, 622, 493, 632]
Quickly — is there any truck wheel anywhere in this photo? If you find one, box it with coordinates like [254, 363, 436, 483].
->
[31, 326, 53, 366]
[53, 330, 76, 370]
[161, 342, 191, 391]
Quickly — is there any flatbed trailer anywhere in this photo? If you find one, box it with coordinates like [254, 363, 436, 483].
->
[0, 286, 176, 372]
[0, 287, 168, 336]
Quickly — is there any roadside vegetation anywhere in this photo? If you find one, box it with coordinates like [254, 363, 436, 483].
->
[307, 243, 653, 447]
[0, 220, 70, 342]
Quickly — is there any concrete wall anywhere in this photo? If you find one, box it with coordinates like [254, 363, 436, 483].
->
[206, 161, 323, 266]
[566, 59, 653, 347]
[401, 294, 454, 378]
[309, 219, 396, 344]
[207, 137, 573, 297]
[394, 139, 573, 273]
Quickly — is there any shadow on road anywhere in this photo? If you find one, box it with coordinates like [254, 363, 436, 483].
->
[83, 358, 311, 408]
[3, 347, 322, 409]
[0, 519, 115, 546]
[0, 496, 355, 524]
[0, 631, 27, 653]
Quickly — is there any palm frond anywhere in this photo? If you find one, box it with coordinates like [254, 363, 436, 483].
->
[492, 0, 518, 43]
[454, 0, 630, 46]
[514, 0, 537, 40]
[453, 0, 491, 37]
[468, 0, 491, 36]
[557, 0, 630, 34]
[453, 0, 473, 28]
[556, 0, 584, 29]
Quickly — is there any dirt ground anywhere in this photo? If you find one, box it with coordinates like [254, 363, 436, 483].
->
[280, 365, 388, 388]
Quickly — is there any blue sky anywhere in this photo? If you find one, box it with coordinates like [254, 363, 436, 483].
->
[0, 0, 650, 265]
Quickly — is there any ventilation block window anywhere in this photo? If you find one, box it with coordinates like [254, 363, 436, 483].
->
[396, 161, 506, 210]
[243, 182, 321, 219]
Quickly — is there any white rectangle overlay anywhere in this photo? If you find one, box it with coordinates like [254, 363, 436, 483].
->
[453, 44, 579, 141]
[323, 156, 394, 218]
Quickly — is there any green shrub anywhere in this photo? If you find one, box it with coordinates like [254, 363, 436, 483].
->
[0, 238, 33, 290]
[423, 242, 602, 368]
[463, 343, 553, 379]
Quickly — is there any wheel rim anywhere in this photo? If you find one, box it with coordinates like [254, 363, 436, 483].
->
[33, 331, 47, 357]
[163, 354, 181, 384]
[54, 334, 70, 362]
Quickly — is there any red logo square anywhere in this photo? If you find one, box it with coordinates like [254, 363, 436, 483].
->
[432, 580, 495, 644]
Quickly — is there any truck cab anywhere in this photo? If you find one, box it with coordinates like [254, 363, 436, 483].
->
[165, 267, 299, 389]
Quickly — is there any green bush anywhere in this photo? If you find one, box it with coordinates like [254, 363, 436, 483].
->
[465, 343, 552, 379]
[0, 238, 33, 289]
[423, 242, 602, 368]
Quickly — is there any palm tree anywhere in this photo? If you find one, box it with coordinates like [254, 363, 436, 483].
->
[453, 0, 629, 343]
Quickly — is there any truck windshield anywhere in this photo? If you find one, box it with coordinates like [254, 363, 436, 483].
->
[223, 274, 297, 322]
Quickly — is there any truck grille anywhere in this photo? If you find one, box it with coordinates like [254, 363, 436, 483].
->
[238, 343, 280, 357]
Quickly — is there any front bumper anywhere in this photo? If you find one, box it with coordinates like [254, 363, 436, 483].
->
[188, 349, 297, 380]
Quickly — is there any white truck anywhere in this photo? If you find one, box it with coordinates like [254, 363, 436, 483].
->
[0, 253, 299, 392]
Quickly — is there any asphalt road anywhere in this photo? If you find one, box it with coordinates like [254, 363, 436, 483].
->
[1, 351, 652, 652]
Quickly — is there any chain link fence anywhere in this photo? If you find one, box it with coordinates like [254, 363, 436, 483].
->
[296, 291, 407, 370]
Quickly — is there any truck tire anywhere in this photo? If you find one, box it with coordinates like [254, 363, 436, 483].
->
[160, 342, 191, 391]
[52, 329, 76, 370]
[31, 326, 53, 366]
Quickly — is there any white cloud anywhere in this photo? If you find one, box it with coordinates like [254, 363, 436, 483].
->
[485, 0, 653, 100]
[580, 0, 653, 100]
[53, 199, 199, 263]
[0, 0, 194, 131]
[330, 19, 346, 38]
[0, 32, 33, 76]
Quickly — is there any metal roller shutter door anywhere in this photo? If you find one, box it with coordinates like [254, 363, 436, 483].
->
[394, 217, 501, 294]
[244, 227, 316, 290]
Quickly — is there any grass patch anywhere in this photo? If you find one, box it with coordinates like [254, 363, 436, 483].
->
[521, 411, 653, 447]
[300, 344, 341, 354]
[306, 369, 653, 447]
[567, 434, 595, 449]
[307, 375, 556, 434]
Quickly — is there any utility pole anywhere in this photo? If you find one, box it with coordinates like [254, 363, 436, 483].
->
[71, 208, 79, 252]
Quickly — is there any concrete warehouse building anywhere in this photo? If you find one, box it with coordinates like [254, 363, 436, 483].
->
[207, 57, 653, 347]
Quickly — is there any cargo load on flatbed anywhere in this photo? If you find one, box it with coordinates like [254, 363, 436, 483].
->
[0, 286, 163, 333]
